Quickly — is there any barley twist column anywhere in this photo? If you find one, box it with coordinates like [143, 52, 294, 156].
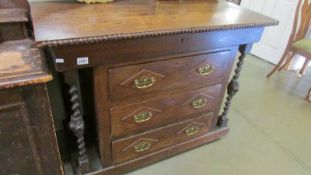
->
[217, 45, 250, 128]
[64, 71, 90, 175]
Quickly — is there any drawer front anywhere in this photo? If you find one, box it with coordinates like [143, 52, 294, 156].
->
[109, 50, 235, 100]
[112, 113, 213, 164]
[110, 84, 222, 138]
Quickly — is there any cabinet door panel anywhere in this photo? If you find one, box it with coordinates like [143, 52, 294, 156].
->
[0, 103, 42, 175]
[0, 86, 63, 175]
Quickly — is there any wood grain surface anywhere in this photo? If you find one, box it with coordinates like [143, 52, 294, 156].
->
[112, 113, 213, 164]
[108, 50, 235, 100]
[110, 84, 222, 138]
[0, 39, 52, 89]
[29, 0, 278, 45]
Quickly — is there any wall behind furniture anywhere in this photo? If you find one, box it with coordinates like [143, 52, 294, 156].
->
[241, 0, 298, 65]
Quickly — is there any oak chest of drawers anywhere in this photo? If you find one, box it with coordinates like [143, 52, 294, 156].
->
[29, 1, 278, 174]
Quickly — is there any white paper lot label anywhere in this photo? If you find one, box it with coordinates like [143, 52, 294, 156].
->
[55, 58, 64, 63]
[77, 57, 89, 65]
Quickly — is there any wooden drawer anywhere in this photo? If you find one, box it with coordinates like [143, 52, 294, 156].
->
[109, 50, 235, 100]
[112, 113, 213, 164]
[110, 84, 222, 138]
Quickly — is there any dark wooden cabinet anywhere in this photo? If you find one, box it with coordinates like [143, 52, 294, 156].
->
[0, 12, 63, 173]
[0, 2, 29, 42]
[28, 1, 278, 174]
[0, 1, 63, 174]
[0, 90, 41, 175]
[0, 86, 63, 175]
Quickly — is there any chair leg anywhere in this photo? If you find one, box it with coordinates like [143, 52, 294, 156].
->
[298, 59, 310, 76]
[306, 87, 311, 103]
[279, 51, 295, 71]
[267, 51, 291, 78]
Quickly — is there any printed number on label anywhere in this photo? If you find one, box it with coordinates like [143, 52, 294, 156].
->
[77, 57, 89, 65]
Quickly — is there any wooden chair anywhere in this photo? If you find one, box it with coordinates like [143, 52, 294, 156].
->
[267, 0, 311, 102]
[267, 0, 311, 77]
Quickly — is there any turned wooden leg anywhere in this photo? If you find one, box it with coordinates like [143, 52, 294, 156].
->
[64, 71, 90, 175]
[278, 52, 295, 71]
[280, 51, 296, 71]
[298, 59, 310, 76]
[306, 87, 311, 103]
[217, 44, 251, 127]
[267, 50, 292, 78]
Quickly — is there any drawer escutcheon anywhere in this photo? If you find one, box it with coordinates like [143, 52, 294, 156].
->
[197, 64, 213, 76]
[133, 111, 152, 123]
[134, 76, 156, 89]
[191, 97, 208, 109]
[134, 142, 151, 152]
[185, 125, 201, 136]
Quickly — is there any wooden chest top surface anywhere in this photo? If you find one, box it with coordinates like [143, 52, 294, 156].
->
[29, 0, 278, 46]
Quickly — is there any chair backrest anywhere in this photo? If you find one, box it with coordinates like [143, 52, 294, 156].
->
[291, 0, 311, 42]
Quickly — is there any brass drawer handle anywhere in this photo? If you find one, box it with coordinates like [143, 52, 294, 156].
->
[197, 64, 213, 76]
[185, 126, 200, 136]
[134, 142, 151, 152]
[134, 111, 152, 123]
[134, 76, 156, 89]
[191, 97, 207, 109]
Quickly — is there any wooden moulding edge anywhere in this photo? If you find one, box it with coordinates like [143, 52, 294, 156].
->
[0, 73, 53, 90]
[36, 21, 279, 48]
